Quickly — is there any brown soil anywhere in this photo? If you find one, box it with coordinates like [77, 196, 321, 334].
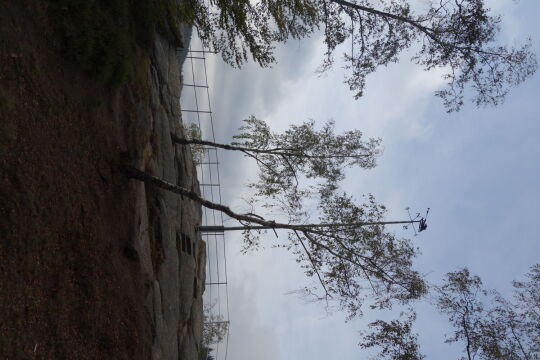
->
[0, 2, 151, 359]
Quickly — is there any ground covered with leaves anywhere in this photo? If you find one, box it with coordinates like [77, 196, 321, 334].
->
[0, 1, 157, 358]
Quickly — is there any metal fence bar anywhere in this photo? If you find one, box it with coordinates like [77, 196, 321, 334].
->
[179, 31, 230, 360]
[182, 109, 212, 114]
[183, 84, 210, 88]
[177, 49, 218, 54]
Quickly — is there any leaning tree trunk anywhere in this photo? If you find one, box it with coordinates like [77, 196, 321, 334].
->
[170, 134, 371, 160]
[123, 166, 418, 233]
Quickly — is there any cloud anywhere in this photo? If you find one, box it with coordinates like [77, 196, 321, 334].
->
[226, 281, 278, 360]
[205, 35, 324, 141]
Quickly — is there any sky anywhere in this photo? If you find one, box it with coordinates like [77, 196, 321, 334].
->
[181, 1, 540, 358]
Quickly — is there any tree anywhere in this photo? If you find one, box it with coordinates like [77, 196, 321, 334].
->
[355, 265, 540, 359]
[182, 0, 536, 111]
[359, 311, 425, 360]
[203, 302, 229, 346]
[436, 269, 486, 360]
[125, 166, 427, 318]
[172, 116, 382, 215]
[434, 266, 540, 360]
[125, 118, 428, 318]
[511, 264, 540, 356]
[128, 115, 430, 319]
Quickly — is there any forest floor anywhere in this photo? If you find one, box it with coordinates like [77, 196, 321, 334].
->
[0, 2, 153, 358]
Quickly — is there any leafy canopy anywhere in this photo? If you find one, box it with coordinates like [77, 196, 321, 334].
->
[359, 311, 425, 360]
[287, 191, 426, 319]
[230, 116, 381, 215]
[186, 0, 536, 111]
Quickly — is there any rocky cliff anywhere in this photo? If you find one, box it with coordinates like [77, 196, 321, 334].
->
[127, 29, 205, 360]
[0, 2, 204, 357]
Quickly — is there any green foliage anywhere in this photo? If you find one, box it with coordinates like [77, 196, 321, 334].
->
[290, 192, 426, 318]
[359, 311, 425, 360]
[188, 0, 320, 67]
[183, 0, 536, 111]
[46, 0, 536, 108]
[202, 302, 228, 346]
[231, 116, 382, 214]
[435, 266, 540, 360]
[183, 123, 205, 165]
[178, 117, 423, 317]
[358, 265, 540, 359]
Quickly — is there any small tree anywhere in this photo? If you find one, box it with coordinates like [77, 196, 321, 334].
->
[182, 123, 205, 166]
[203, 302, 229, 346]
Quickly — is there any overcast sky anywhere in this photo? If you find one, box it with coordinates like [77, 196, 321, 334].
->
[182, 1, 540, 358]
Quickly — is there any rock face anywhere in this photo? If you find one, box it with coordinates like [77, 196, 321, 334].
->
[128, 29, 204, 360]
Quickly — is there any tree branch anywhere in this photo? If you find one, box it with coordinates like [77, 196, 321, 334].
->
[171, 133, 371, 160]
[294, 230, 332, 303]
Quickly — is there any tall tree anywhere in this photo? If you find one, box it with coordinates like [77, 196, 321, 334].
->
[172, 117, 381, 216]
[129, 115, 428, 320]
[171, 118, 426, 315]
[124, 166, 427, 319]
[183, 0, 536, 111]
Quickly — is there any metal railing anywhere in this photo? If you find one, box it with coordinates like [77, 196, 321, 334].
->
[178, 34, 230, 360]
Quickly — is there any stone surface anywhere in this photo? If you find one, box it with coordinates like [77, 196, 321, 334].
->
[129, 28, 204, 360]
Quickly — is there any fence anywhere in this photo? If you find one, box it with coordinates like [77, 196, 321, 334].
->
[178, 34, 230, 360]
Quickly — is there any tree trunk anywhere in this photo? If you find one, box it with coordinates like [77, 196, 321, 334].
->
[123, 166, 418, 233]
[330, 0, 500, 56]
[170, 134, 369, 159]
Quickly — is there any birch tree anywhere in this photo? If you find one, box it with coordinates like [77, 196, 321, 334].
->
[173, 116, 381, 216]
[127, 118, 428, 319]
[124, 166, 427, 318]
